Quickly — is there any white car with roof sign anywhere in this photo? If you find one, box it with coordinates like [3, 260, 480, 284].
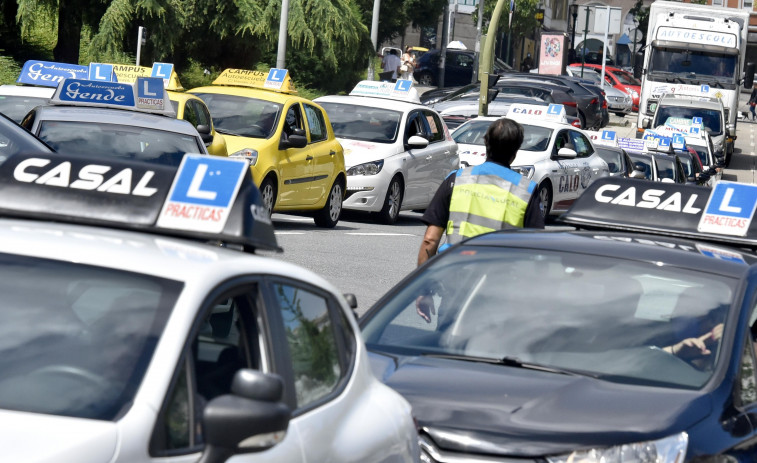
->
[0, 60, 86, 123]
[315, 80, 458, 223]
[452, 103, 609, 218]
[0, 150, 420, 463]
[20, 72, 208, 166]
[647, 120, 722, 186]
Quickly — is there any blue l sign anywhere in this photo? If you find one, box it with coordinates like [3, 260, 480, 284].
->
[169, 157, 248, 207]
[88, 63, 115, 82]
[267, 68, 287, 83]
[394, 80, 412, 92]
[547, 104, 561, 115]
[699, 181, 757, 237]
[601, 130, 616, 141]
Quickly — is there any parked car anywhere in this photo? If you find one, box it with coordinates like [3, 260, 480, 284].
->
[594, 145, 634, 177]
[414, 49, 511, 87]
[573, 63, 641, 112]
[436, 95, 581, 130]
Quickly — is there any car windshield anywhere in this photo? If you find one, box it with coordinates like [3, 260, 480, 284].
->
[192, 93, 281, 138]
[628, 153, 654, 180]
[319, 102, 401, 143]
[0, 253, 180, 420]
[613, 70, 640, 86]
[649, 48, 737, 83]
[0, 95, 49, 123]
[654, 107, 722, 136]
[37, 121, 202, 166]
[453, 121, 552, 152]
[362, 247, 734, 389]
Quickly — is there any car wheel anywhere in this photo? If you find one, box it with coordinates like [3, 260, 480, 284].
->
[376, 176, 404, 225]
[259, 177, 276, 217]
[578, 111, 586, 129]
[536, 182, 552, 219]
[314, 180, 343, 228]
[418, 72, 435, 86]
[614, 112, 626, 117]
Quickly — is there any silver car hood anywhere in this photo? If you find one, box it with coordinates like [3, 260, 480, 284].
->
[0, 410, 117, 462]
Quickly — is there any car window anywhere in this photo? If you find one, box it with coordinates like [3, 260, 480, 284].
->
[655, 156, 677, 182]
[455, 53, 474, 68]
[568, 130, 593, 157]
[596, 147, 623, 173]
[191, 100, 212, 129]
[37, 121, 204, 166]
[319, 102, 401, 144]
[452, 120, 490, 146]
[152, 291, 260, 454]
[424, 110, 444, 143]
[520, 123, 553, 152]
[284, 103, 304, 136]
[628, 154, 654, 180]
[0, 95, 49, 123]
[304, 104, 327, 143]
[271, 282, 343, 410]
[405, 112, 427, 142]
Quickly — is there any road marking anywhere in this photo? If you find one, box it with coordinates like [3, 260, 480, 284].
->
[274, 217, 312, 222]
[275, 231, 306, 235]
[345, 232, 417, 236]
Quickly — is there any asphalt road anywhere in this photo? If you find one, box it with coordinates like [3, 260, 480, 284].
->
[261, 109, 757, 315]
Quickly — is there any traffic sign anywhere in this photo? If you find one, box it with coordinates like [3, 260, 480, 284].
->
[698, 182, 757, 237]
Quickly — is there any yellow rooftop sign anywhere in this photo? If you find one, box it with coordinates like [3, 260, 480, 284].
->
[213, 68, 297, 94]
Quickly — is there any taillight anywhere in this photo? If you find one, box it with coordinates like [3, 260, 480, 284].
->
[562, 101, 577, 107]
[571, 119, 581, 127]
[590, 98, 598, 105]
[602, 99, 607, 108]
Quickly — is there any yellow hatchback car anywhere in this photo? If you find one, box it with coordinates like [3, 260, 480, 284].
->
[110, 63, 227, 157]
[188, 68, 346, 228]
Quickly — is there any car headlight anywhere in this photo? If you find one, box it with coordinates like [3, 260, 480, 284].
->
[546, 432, 687, 463]
[511, 165, 535, 179]
[347, 160, 384, 176]
[230, 148, 259, 165]
[626, 88, 639, 98]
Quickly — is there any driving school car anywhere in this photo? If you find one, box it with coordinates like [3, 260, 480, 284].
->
[0, 150, 419, 463]
[188, 68, 346, 228]
[360, 177, 757, 463]
[452, 103, 609, 218]
[0, 60, 87, 122]
[314, 80, 458, 224]
[20, 73, 209, 166]
[107, 62, 228, 157]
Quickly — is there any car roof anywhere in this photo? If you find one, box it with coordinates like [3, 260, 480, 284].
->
[31, 105, 202, 135]
[314, 94, 424, 112]
[0, 85, 55, 98]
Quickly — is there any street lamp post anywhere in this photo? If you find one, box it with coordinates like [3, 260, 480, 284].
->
[631, 16, 639, 68]
[570, 0, 578, 57]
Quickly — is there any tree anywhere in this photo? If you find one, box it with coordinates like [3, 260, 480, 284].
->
[629, 0, 649, 47]
[473, 0, 540, 64]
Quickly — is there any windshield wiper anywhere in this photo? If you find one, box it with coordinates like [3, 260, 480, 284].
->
[214, 128, 242, 136]
[422, 353, 599, 378]
[648, 70, 680, 83]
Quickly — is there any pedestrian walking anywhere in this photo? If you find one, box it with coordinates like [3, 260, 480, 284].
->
[749, 83, 757, 121]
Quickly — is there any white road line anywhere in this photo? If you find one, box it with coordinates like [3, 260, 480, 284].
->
[345, 232, 417, 236]
[274, 217, 313, 222]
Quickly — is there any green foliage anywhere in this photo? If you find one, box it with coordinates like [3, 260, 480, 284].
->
[0, 56, 21, 85]
[475, 0, 540, 38]
[629, 0, 649, 46]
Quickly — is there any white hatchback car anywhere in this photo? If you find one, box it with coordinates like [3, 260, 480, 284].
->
[0, 152, 419, 463]
[315, 80, 458, 223]
[451, 104, 610, 218]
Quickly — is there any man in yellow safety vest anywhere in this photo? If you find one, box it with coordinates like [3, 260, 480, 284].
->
[416, 117, 545, 321]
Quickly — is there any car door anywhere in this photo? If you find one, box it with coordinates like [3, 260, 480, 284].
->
[420, 109, 456, 207]
[262, 278, 365, 463]
[303, 103, 339, 205]
[446, 51, 474, 87]
[402, 110, 435, 207]
[148, 282, 306, 462]
[277, 102, 316, 207]
[550, 129, 582, 209]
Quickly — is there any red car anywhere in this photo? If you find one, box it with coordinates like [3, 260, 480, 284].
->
[571, 63, 641, 112]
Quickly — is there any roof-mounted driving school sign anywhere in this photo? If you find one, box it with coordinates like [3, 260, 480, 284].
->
[506, 103, 567, 124]
[618, 137, 645, 153]
[586, 129, 617, 147]
[16, 60, 88, 87]
[349, 80, 420, 103]
[698, 181, 757, 237]
[157, 155, 250, 234]
[88, 63, 118, 82]
[212, 68, 297, 94]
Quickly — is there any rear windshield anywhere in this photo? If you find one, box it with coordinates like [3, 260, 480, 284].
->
[38, 121, 202, 166]
[0, 253, 181, 420]
[654, 107, 722, 136]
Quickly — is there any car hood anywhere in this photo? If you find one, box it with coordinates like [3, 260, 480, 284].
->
[369, 351, 710, 457]
[0, 410, 118, 462]
[338, 137, 400, 168]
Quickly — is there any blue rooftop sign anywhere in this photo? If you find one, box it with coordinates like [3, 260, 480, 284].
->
[57, 79, 135, 107]
[17, 61, 88, 87]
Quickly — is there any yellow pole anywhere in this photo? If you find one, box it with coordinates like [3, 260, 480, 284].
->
[479, 0, 508, 116]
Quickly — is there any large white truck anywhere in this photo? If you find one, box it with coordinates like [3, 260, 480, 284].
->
[636, 1, 754, 165]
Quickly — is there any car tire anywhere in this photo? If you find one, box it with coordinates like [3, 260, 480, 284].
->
[418, 72, 435, 86]
[260, 177, 276, 217]
[614, 112, 626, 117]
[314, 180, 343, 228]
[578, 111, 586, 130]
[536, 182, 552, 220]
[376, 176, 404, 225]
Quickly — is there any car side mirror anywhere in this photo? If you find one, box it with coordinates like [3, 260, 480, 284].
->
[556, 147, 577, 159]
[744, 62, 755, 89]
[279, 133, 308, 150]
[486, 88, 499, 104]
[196, 124, 213, 144]
[407, 135, 430, 149]
[199, 370, 290, 463]
[642, 118, 651, 129]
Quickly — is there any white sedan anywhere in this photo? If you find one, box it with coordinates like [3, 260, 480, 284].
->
[0, 152, 419, 463]
[451, 104, 609, 217]
[315, 80, 458, 223]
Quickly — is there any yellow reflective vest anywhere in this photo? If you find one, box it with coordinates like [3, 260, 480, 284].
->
[444, 162, 536, 248]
